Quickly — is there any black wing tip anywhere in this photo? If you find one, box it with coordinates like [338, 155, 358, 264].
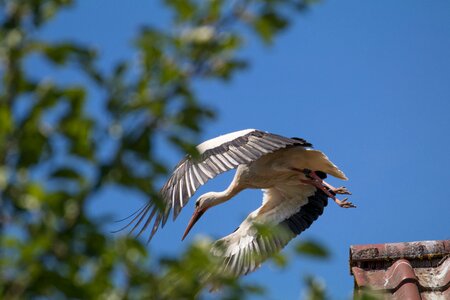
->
[280, 190, 328, 236]
[111, 201, 167, 244]
[290, 137, 313, 147]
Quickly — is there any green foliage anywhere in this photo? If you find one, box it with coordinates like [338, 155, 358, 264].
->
[304, 275, 327, 300]
[0, 0, 327, 299]
[354, 289, 383, 300]
[295, 239, 330, 259]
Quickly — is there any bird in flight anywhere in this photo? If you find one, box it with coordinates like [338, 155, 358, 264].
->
[123, 129, 354, 277]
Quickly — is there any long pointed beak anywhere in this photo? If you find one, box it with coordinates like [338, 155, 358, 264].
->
[182, 207, 205, 241]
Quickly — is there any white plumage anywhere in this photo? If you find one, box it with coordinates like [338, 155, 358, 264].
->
[197, 129, 255, 153]
[122, 129, 355, 276]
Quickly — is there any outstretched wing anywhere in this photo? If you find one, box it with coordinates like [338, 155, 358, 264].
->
[124, 129, 312, 242]
[211, 185, 328, 277]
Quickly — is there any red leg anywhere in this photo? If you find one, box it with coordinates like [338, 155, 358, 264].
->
[301, 171, 356, 208]
[308, 172, 352, 195]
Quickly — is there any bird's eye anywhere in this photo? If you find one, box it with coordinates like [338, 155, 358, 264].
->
[195, 201, 200, 207]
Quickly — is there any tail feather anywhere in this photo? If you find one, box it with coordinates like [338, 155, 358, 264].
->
[304, 149, 348, 180]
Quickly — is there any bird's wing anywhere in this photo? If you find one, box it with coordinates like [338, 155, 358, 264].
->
[211, 184, 328, 277]
[123, 129, 312, 242]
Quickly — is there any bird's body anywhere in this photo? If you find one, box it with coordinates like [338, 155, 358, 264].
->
[236, 146, 347, 188]
[123, 129, 354, 276]
[211, 183, 327, 276]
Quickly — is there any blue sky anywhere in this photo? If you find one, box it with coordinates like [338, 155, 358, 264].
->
[34, 1, 450, 299]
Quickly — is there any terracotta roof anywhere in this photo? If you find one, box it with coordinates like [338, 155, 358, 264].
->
[350, 240, 450, 299]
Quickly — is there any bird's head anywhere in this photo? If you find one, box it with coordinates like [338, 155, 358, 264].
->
[181, 192, 218, 241]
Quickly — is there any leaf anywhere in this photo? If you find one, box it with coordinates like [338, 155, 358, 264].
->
[42, 43, 95, 66]
[50, 167, 80, 180]
[304, 275, 327, 300]
[165, 0, 197, 22]
[354, 289, 384, 300]
[271, 252, 288, 268]
[0, 103, 14, 136]
[295, 240, 330, 259]
[253, 11, 289, 44]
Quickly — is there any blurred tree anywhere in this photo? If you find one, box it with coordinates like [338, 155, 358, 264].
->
[0, 0, 328, 299]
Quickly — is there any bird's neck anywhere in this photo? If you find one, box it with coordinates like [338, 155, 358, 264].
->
[208, 186, 242, 208]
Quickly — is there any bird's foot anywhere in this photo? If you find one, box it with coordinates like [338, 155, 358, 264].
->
[332, 186, 351, 195]
[300, 169, 356, 208]
[334, 197, 356, 208]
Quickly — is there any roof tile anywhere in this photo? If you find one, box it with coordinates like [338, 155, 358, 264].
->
[350, 240, 450, 299]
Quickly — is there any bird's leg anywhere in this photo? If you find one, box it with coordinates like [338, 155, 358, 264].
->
[308, 172, 352, 196]
[300, 169, 356, 208]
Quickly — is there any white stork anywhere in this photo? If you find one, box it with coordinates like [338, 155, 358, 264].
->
[124, 129, 354, 276]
